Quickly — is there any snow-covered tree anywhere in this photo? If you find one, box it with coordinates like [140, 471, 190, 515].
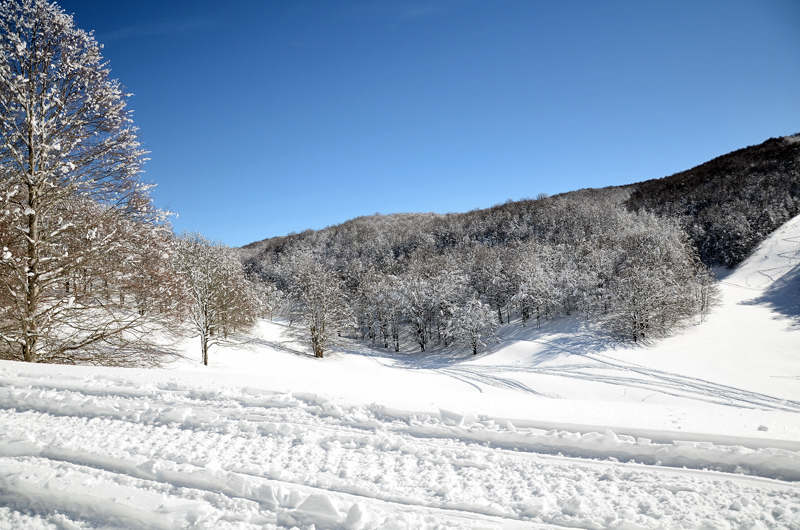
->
[400, 272, 433, 352]
[249, 278, 283, 321]
[452, 297, 497, 355]
[695, 265, 718, 323]
[173, 233, 261, 366]
[379, 275, 405, 352]
[468, 245, 514, 324]
[0, 0, 172, 364]
[399, 257, 467, 352]
[288, 255, 352, 358]
[512, 243, 558, 328]
[604, 215, 703, 342]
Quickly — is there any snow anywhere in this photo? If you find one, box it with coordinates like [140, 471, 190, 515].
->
[0, 217, 799, 528]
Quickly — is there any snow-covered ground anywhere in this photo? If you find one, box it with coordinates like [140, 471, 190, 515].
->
[1, 217, 800, 529]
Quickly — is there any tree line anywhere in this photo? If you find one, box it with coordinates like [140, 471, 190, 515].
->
[242, 134, 800, 357]
[245, 190, 717, 357]
[626, 134, 800, 267]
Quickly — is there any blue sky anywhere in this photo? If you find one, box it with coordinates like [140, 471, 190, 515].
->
[58, 1, 800, 247]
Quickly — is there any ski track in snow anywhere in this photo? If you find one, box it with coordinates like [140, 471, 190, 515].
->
[723, 230, 800, 292]
[0, 372, 799, 529]
[436, 352, 800, 413]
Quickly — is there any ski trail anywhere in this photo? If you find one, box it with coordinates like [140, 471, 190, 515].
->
[442, 338, 800, 412]
[1, 373, 799, 528]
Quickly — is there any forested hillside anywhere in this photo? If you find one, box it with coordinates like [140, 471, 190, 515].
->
[244, 188, 715, 355]
[244, 134, 800, 357]
[2, 0, 794, 369]
[627, 133, 800, 267]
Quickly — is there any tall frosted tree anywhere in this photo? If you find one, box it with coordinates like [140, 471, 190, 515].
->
[288, 254, 351, 358]
[0, 0, 167, 364]
[453, 297, 497, 355]
[173, 233, 261, 366]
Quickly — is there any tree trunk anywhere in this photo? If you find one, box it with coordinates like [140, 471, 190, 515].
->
[311, 325, 324, 358]
[22, 335, 37, 363]
[23, 179, 40, 363]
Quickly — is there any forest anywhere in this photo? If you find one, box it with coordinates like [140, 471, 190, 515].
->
[627, 134, 800, 267]
[243, 189, 715, 356]
[242, 132, 800, 358]
[1, 0, 799, 365]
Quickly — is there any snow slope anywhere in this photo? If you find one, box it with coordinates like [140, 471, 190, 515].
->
[0, 217, 799, 528]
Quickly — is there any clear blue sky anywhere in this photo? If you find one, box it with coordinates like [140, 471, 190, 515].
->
[58, 0, 800, 247]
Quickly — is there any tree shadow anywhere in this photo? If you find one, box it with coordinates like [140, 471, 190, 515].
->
[376, 318, 800, 410]
[241, 336, 308, 357]
[496, 318, 621, 368]
[337, 316, 622, 374]
[361, 343, 478, 370]
[742, 262, 800, 329]
[252, 318, 800, 410]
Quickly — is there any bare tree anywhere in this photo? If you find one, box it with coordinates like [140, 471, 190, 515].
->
[173, 233, 261, 366]
[0, 0, 173, 365]
[288, 255, 351, 358]
[452, 297, 497, 355]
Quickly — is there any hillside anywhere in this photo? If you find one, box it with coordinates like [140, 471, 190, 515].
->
[627, 133, 800, 267]
[4, 130, 800, 526]
[232, 213, 800, 439]
[244, 134, 800, 270]
[0, 213, 798, 528]
[238, 134, 800, 360]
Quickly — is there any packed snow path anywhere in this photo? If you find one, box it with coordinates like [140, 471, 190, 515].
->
[1, 372, 799, 529]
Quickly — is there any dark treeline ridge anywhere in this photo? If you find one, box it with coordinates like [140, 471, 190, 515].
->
[627, 133, 800, 267]
[244, 134, 800, 356]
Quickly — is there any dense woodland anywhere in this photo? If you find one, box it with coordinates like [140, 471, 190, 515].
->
[243, 133, 800, 357]
[627, 134, 800, 267]
[243, 188, 716, 356]
[0, 0, 797, 364]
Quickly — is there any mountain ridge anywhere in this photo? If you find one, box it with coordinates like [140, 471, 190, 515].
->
[243, 133, 800, 270]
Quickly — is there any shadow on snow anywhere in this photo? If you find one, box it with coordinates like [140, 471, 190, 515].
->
[743, 262, 800, 329]
[346, 317, 800, 412]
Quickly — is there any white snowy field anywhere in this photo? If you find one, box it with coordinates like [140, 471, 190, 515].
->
[1, 218, 800, 529]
